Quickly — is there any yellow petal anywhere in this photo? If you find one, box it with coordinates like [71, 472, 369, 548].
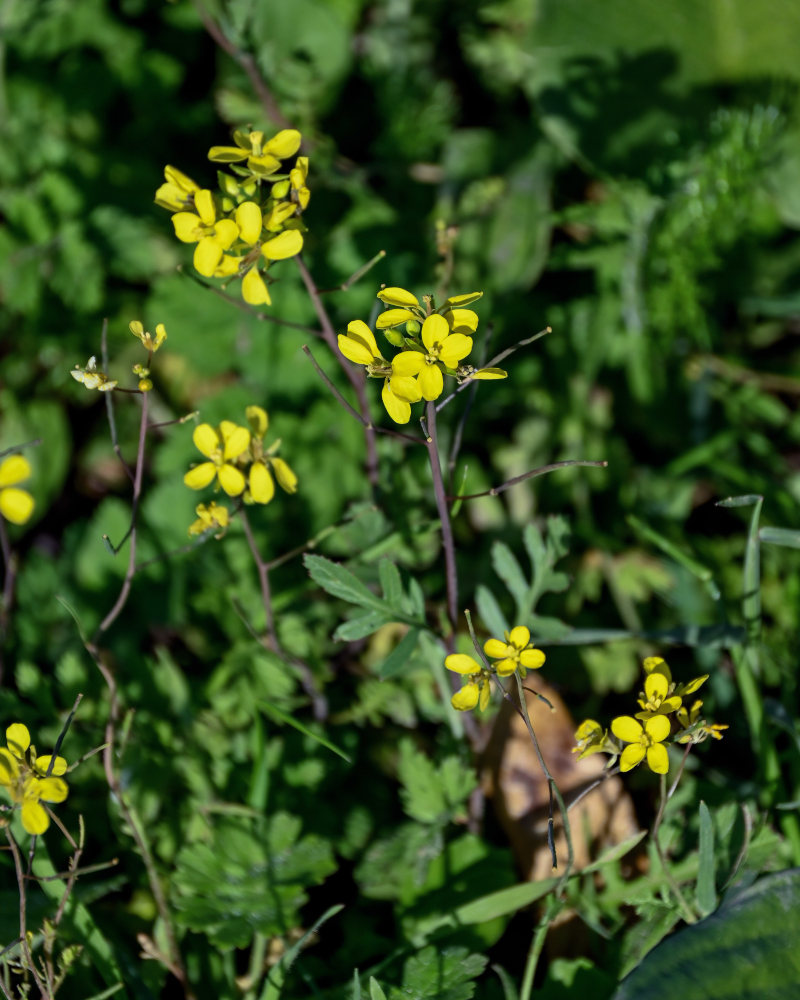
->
[262, 229, 303, 260]
[439, 333, 473, 368]
[0, 488, 34, 525]
[36, 776, 68, 803]
[215, 253, 242, 277]
[264, 201, 297, 232]
[0, 455, 31, 487]
[345, 320, 380, 359]
[421, 313, 449, 353]
[338, 334, 373, 365]
[242, 268, 271, 305]
[248, 153, 281, 175]
[444, 653, 480, 675]
[381, 382, 411, 424]
[0, 747, 19, 783]
[194, 189, 216, 226]
[21, 799, 50, 835]
[446, 308, 479, 333]
[619, 744, 646, 772]
[193, 424, 220, 458]
[164, 165, 199, 192]
[271, 457, 297, 494]
[644, 672, 669, 700]
[376, 308, 416, 329]
[646, 744, 669, 774]
[214, 218, 239, 249]
[265, 129, 302, 159]
[218, 464, 246, 497]
[236, 201, 263, 245]
[451, 683, 479, 711]
[682, 675, 708, 695]
[509, 626, 531, 649]
[208, 145, 249, 163]
[6, 723, 30, 756]
[377, 287, 420, 309]
[221, 425, 250, 461]
[442, 291, 483, 307]
[246, 406, 268, 437]
[388, 375, 421, 403]
[183, 463, 217, 490]
[249, 463, 275, 504]
[479, 680, 491, 711]
[644, 715, 671, 742]
[391, 351, 425, 376]
[418, 364, 443, 401]
[471, 367, 507, 380]
[611, 716, 643, 743]
[35, 755, 67, 777]
[494, 657, 518, 677]
[519, 648, 545, 670]
[484, 638, 510, 659]
[194, 237, 224, 277]
[171, 212, 202, 242]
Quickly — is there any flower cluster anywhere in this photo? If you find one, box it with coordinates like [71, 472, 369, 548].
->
[183, 406, 297, 533]
[0, 454, 34, 526]
[572, 656, 726, 775]
[155, 128, 308, 306]
[444, 626, 545, 712]
[0, 723, 68, 835]
[71, 321, 167, 395]
[340, 287, 508, 423]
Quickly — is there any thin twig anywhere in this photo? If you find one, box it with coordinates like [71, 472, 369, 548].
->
[194, 1, 293, 131]
[447, 460, 608, 501]
[101, 318, 135, 486]
[6, 829, 49, 998]
[425, 403, 458, 645]
[295, 255, 380, 485]
[318, 250, 387, 293]
[0, 438, 43, 460]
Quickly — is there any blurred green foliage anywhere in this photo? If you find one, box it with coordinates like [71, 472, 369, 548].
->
[2, 0, 800, 998]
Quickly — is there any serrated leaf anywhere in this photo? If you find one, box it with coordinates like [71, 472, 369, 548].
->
[305, 554, 388, 612]
[613, 869, 800, 999]
[172, 813, 336, 948]
[397, 740, 476, 825]
[355, 823, 443, 903]
[335, 611, 391, 642]
[391, 946, 488, 1000]
[475, 584, 509, 637]
[379, 628, 420, 679]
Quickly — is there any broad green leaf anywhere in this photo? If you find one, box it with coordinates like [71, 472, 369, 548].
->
[335, 610, 392, 642]
[613, 869, 800, 999]
[397, 739, 476, 825]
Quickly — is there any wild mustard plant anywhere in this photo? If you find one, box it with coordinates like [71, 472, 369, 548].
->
[0, 723, 68, 835]
[573, 656, 725, 774]
[156, 128, 308, 305]
[445, 625, 547, 712]
[0, 455, 34, 525]
[340, 286, 508, 424]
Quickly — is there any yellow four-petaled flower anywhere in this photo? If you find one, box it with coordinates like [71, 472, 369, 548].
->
[0, 723, 68, 835]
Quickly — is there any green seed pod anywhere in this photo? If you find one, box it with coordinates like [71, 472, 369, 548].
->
[405, 319, 421, 336]
[383, 329, 406, 348]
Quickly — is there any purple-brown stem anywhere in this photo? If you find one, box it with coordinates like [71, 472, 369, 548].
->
[424, 402, 458, 647]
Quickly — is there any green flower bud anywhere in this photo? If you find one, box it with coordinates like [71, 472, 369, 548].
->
[383, 329, 406, 348]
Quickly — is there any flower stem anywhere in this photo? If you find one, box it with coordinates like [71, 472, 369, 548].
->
[652, 771, 699, 924]
[425, 402, 458, 644]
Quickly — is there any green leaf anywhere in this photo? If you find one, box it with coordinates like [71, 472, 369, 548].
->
[259, 904, 344, 1000]
[475, 584, 509, 637]
[259, 700, 351, 762]
[397, 739, 476, 825]
[491, 541, 529, 615]
[453, 878, 560, 924]
[379, 559, 405, 609]
[335, 610, 392, 642]
[379, 628, 421, 680]
[305, 553, 388, 613]
[369, 978, 388, 1000]
[612, 869, 800, 999]
[583, 831, 648, 873]
[759, 526, 800, 550]
[390, 946, 488, 1000]
[172, 813, 336, 948]
[696, 801, 717, 917]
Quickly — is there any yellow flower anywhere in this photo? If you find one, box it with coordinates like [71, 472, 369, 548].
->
[184, 422, 251, 497]
[572, 719, 612, 760]
[674, 701, 729, 744]
[188, 502, 230, 538]
[643, 656, 707, 700]
[129, 320, 167, 352]
[171, 189, 239, 277]
[444, 654, 491, 712]
[634, 670, 682, 721]
[70, 356, 118, 392]
[0, 455, 34, 525]
[289, 156, 310, 210]
[243, 406, 298, 505]
[337, 320, 422, 424]
[338, 320, 387, 366]
[389, 314, 473, 401]
[483, 626, 545, 678]
[208, 128, 302, 177]
[0, 724, 68, 835]
[215, 217, 304, 306]
[154, 164, 200, 212]
[611, 715, 671, 774]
